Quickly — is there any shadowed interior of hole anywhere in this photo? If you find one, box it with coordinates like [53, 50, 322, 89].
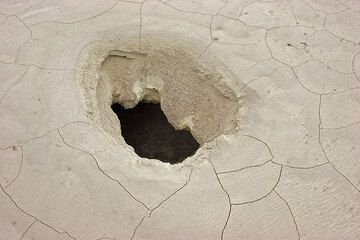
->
[111, 101, 200, 164]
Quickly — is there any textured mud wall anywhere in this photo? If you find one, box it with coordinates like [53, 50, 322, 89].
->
[79, 38, 240, 145]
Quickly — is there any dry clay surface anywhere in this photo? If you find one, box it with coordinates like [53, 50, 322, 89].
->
[1, 0, 360, 239]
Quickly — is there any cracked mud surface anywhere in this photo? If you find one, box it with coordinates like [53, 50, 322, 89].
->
[0, 0, 360, 239]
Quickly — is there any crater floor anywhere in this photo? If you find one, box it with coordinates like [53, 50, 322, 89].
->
[1, 0, 360, 240]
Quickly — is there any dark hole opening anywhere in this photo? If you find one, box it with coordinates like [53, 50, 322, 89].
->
[111, 101, 200, 164]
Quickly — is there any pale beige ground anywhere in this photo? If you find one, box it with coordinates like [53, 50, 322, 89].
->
[1, 0, 360, 240]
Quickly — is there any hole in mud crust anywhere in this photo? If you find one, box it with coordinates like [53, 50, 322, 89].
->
[79, 38, 241, 166]
[111, 101, 200, 164]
